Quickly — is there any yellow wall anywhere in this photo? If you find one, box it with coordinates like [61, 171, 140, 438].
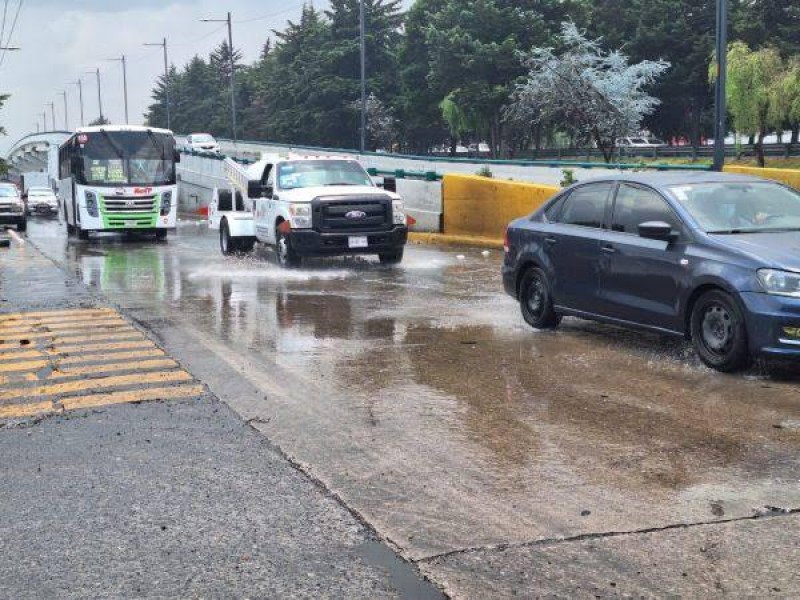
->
[442, 175, 560, 241]
[723, 165, 800, 190]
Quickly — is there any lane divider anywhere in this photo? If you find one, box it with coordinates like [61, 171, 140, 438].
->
[0, 308, 205, 420]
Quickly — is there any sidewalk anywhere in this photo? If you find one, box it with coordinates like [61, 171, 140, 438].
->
[0, 240, 443, 599]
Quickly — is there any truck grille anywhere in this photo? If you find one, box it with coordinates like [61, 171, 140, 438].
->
[313, 195, 391, 233]
[102, 195, 157, 213]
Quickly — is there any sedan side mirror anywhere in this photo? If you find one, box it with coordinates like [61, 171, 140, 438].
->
[638, 221, 675, 241]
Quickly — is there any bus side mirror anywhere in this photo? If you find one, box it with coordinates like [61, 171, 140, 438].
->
[174, 149, 181, 164]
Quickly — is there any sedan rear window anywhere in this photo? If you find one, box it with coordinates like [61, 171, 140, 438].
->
[671, 182, 800, 233]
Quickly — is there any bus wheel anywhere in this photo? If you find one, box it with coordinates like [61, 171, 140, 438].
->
[155, 229, 167, 241]
[77, 227, 89, 241]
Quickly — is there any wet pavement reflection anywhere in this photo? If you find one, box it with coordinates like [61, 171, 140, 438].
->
[28, 216, 800, 559]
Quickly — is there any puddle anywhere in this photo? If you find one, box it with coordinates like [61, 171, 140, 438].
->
[357, 540, 446, 600]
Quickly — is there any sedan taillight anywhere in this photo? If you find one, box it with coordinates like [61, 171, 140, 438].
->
[503, 228, 510, 253]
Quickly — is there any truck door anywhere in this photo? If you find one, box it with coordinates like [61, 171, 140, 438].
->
[254, 163, 275, 243]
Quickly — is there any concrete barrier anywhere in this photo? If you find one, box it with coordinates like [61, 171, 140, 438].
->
[396, 179, 442, 233]
[724, 165, 800, 190]
[442, 175, 559, 242]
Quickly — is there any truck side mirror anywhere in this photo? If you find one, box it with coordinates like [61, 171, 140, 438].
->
[247, 180, 272, 199]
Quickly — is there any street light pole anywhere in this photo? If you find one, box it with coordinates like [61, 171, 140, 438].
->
[713, 0, 728, 171]
[105, 56, 129, 124]
[201, 13, 237, 143]
[144, 38, 171, 130]
[59, 91, 69, 130]
[39, 112, 46, 133]
[359, 0, 366, 154]
[47, 102, 55, 132]
[86, 69, 105, 124]
[70, 79, 85, 127]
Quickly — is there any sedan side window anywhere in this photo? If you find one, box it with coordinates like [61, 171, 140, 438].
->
[612, 184, 681, 234]
[557, 183, 612, 229]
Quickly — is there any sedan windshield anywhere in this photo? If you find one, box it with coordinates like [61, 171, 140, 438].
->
[670, 182, 800, 233]
[277, 160, 373, 190]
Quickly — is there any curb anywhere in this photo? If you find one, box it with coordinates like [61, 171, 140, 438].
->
[408, 232, 503, 250]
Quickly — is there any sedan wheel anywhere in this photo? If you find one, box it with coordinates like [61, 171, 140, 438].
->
[691, 290, 751, 372]
[519, 267, 560, 330]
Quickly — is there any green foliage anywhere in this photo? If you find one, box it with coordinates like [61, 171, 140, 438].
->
[476, 165, 493, 178]
[560, 169, 577, 187]
[0, 93, 8, 137]
[88, 115, 111, 127]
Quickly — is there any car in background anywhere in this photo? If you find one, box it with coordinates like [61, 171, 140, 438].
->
[0, 183, 27, 232]
[185, 133, 220, 154]
[26, 186, 59, 216]
[503, 173, 800, 372]
[616, 136, 667, 149]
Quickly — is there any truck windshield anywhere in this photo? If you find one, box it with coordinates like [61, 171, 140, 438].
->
[78, 131, 176, 187]
[0, 187, 18, 197]
[278, 160, 373, 190]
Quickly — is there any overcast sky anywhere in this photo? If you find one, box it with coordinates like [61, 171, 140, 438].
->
[0, 0, 410, 154]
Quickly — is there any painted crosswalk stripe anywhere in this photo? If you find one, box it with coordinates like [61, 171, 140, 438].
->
[0, 401, 53, 420]
[0, 318, 127, 335]
[0, 308, 116, 323]
[60, 385, 206, 411]
[0, 330, 145, 346]
[49, 358, 179, 379]
[58, 348, 166, 366]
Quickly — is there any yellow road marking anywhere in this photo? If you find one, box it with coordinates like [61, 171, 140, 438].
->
[60, 385, 206, 411]
[0, 329, 144, 346]
[0, 359, 49, 373]
[0, 308, 116, 323]
[0, 373, 38, 385]
[58, 348, 165, 366]
[49, 359, 179, 379]
[0, 350, 45, 362]
[0, 401, 55, 419]
[0, 370, 193, 401]
[0, 318, 127, 335]
[0, 339, 154, 359]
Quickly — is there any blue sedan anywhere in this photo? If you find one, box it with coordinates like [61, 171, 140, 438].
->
[502, 172, 800, 372]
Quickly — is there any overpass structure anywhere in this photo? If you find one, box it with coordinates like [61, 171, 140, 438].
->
[3, 131, 71, 184]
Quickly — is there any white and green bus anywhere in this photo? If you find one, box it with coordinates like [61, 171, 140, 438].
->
[58, 125, 180, 240]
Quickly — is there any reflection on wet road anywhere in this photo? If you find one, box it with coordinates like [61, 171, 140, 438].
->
[29, 217, 800, 564]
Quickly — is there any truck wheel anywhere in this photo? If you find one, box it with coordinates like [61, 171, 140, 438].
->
[17, 219, 27, 233]
[276, 229, 301, 268]
[220, 220, 238, 255]
[379, 249, 404, 265]
[238, 237, 256, 253]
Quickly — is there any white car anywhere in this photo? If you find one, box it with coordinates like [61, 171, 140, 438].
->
[26, 187, 59, 215]
[0, 184, 27, 231]
[185, 133, 221, 154]
[616, 136, 667, 148]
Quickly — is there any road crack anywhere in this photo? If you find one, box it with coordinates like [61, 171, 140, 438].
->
[417, 507, 800, 564]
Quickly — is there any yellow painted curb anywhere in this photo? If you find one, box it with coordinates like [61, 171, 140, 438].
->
[408, 232, 503, 250]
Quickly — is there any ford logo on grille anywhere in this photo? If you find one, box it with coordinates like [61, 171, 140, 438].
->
[345, 210, 367, 220]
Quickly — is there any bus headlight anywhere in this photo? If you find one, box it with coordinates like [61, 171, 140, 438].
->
[85, 191, 99, 217]
[289, 204, 312, 229]
[392, 200, 406, 226]
[161, 191, 173, 216]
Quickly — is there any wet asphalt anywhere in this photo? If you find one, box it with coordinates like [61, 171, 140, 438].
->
[20, 216, 800, 597]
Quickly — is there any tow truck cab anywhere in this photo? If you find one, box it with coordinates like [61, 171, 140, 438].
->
[209, 155, 408, 266]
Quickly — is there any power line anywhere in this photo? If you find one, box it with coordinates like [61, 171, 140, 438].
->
[234, 2, 309, 24]
[0, 0, 23, 68]
[0, 1, 10, 51]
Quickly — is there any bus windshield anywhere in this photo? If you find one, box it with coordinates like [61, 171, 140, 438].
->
[77, 131, 176, 186]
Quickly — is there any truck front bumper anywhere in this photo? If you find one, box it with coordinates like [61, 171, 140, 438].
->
[289, 226, 408, 257]
[0, 213, 25, 227]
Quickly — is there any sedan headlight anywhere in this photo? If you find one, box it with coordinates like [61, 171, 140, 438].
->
[758, 269, 800, 298]
[289, 204, 312, 229]
[85, 191, 99, 217]
[392, 199, 406, 226]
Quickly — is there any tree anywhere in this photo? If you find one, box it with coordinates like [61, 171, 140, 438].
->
[88, 116, 111, 126]
[508, 23, 670, 162]
[0, 93, 8, 136]
[351, 93, 396, 150]
[715, 42, 784, 166]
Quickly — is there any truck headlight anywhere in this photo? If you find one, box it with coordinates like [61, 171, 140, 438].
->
[85, 191, 99, 217]
[289, 204, 312, 229]
[161, 191, 173, 216]
[392, 200, 406, 226]
[758, 269, 800, 298]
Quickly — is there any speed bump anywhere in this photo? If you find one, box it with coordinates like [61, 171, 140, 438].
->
[0, 308, 204, 420]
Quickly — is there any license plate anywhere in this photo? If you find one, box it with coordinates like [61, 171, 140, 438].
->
[125, 220, 138, 227]
[348, 236, 368, 249]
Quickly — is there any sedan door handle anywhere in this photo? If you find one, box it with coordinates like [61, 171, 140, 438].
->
[545, 237, 558, 245]
[601, 244, 616, 254]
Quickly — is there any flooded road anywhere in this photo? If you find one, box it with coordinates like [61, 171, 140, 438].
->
[28, 217, 800, 597]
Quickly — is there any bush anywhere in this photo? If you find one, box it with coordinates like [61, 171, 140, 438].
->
[476, 165, 493, 178]
[560, 169, 577, 187]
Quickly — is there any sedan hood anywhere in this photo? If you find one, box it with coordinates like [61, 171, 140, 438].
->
[715, 231, 800, 271]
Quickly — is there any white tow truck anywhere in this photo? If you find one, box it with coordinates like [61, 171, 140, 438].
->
[209, 154, 408, 267]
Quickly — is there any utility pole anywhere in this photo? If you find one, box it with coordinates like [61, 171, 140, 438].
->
[713, 0, 728, 171]
[359, 0, 366, 154]
[39, 112, 46, 133]
[47, 102, 55, 132]
[201, 13, 237, 143]
[70, 79, 85, 127]
[105, 56, 129, 124]
[35, 122, 40, 134]
[59, 91, 69, 130]
[86, 69, 105, 123]
[144, 37, 171, 130]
